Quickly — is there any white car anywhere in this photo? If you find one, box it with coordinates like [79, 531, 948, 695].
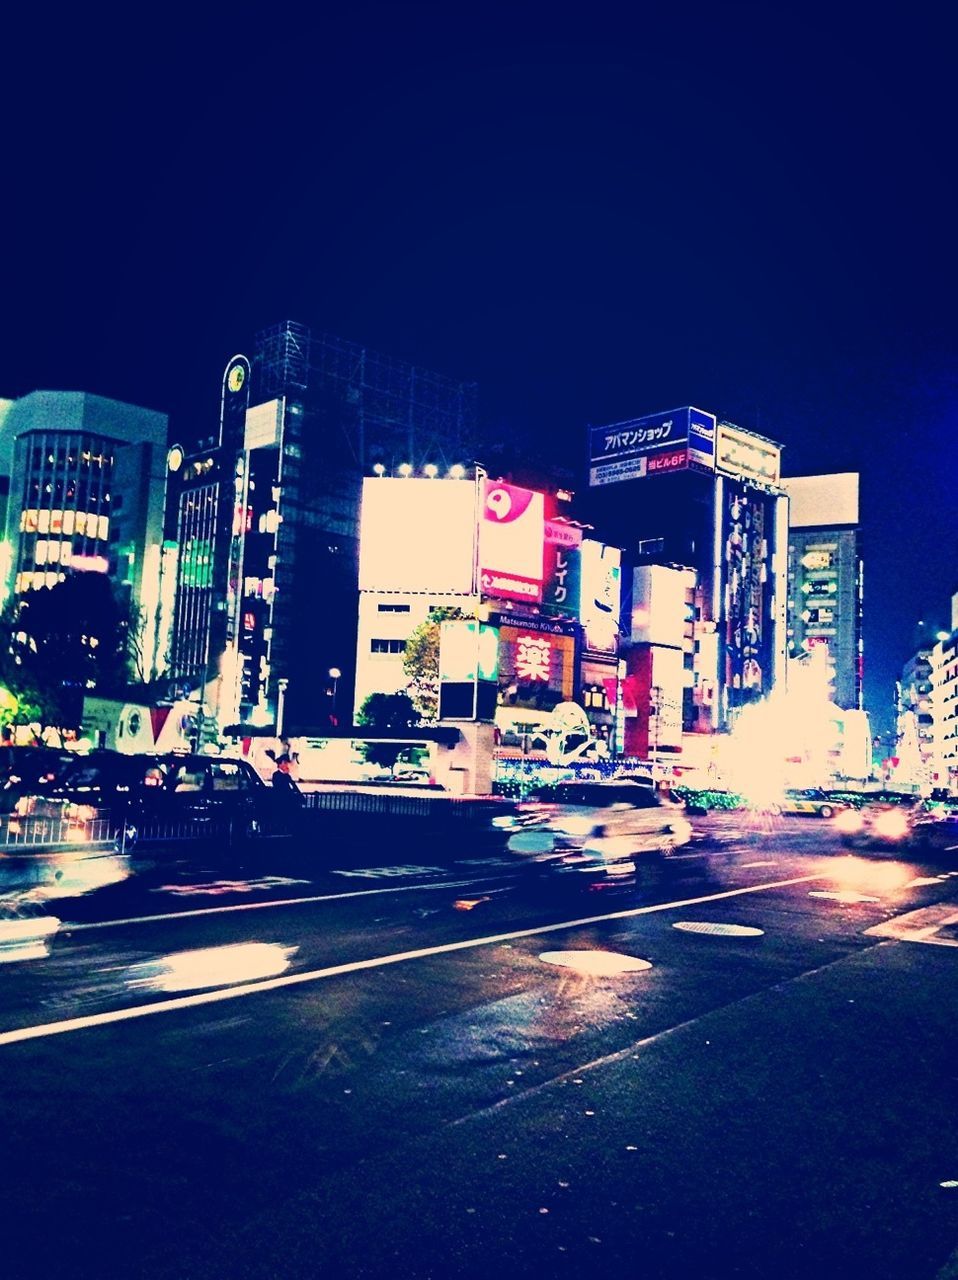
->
[497, 782, 694, 889]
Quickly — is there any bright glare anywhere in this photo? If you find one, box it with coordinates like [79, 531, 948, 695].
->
[449, 464, 466, 479]
[825, 855, 914, 894]
[131, 942, 297, 993]
[874, 810, 910, 839]
[397, 463, 413, 477]
[424, 463, 438, 478]
[719, 646, 849, 806]
[539, 949, 652, 976]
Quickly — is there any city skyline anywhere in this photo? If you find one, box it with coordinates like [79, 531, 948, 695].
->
[3, 6, 956, 735]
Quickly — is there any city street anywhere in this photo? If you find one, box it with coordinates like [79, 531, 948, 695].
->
[3, 815, 958, 1279]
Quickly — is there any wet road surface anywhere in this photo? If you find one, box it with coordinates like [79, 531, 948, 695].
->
[2, 813, 958, 1279]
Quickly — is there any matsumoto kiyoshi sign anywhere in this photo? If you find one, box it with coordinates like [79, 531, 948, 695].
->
[588, 406, 717, 486]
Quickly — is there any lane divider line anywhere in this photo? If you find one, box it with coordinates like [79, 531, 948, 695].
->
[0, 873, 825, 1048]
[63, 877, 490, 931]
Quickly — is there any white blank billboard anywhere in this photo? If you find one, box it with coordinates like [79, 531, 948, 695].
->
[781, 473, 859, 528]
[359, 478, 476, 593]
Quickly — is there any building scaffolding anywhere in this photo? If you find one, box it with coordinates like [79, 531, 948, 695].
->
[255, 323, 478, 471]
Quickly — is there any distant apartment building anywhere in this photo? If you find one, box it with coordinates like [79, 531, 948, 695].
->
[0, 390, 171, 680]
[780, 472, 863, 710]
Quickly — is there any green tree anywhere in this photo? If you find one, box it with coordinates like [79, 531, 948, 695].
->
[402, 606, 469, 720]
[356, 691, 419, 776]
[3, 576, 133, 729]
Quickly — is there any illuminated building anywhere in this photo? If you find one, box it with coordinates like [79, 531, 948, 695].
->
[897, 646, 935, 772]
[0, 390, 171, 679]
[353, 474, 621, 751]
[168, 323, 477, 732]
[780, 473, 862, 710]
[585, 407, 789, 748]
[929, 591, 958, 795]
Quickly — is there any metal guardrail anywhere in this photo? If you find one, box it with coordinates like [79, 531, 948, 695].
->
[0, 811, 236, 854]
[303, 790, 506, 824]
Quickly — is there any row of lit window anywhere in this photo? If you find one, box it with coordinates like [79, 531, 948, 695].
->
[20, 509, 110, 540]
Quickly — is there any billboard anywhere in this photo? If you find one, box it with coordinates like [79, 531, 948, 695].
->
[715, 423, 781, 487]
[580, 540, 621, 653]
[631, 564, 695, 648]
[438, 620, 499, 720]
[588, 406, 717, 487]
[478, 480, 545, 602]
[498, 623, 576, 710]
[359, 478, 476, 593]
[781, 472, 859, 527]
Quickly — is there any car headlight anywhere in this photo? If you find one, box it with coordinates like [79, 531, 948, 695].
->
[835, 809, 864, 833]
[873, 810, 910, 840]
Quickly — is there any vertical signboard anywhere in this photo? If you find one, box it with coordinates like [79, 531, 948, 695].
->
[579, 540, 621, 653]
[722, 481, 777, 705]
[542, 520, 582, 616]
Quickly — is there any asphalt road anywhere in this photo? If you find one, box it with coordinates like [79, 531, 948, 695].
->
[3, 813, 958, 1280]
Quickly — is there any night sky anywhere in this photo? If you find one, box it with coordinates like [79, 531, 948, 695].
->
[4, 5, 956, 736]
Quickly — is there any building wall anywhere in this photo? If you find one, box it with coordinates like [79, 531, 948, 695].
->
[0, 391, 169, 675]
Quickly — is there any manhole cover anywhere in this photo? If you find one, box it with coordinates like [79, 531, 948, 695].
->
[539, 950, 652, 976]
[672, 921, 764, 938]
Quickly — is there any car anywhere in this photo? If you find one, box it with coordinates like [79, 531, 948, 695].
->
[778, 788, 852, 819]
[494, 781, 695, 891]
[9, 752, 276, 847]
[832, 793, 956, 855]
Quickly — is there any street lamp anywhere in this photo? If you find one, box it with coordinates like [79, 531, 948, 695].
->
[276, 678, 289, 739]
[329, 668, 342, 727]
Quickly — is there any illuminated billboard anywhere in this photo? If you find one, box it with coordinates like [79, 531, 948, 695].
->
[580, 540, 621, 653]
[715, 423, 781, 487]
[359, 478, 476, 593]
[498, 622, 576, 709]
[478, 480, 544, 602]
[588, 407, 717, 487]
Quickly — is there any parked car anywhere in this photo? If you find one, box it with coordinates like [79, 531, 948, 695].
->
[777, 788, 852, 819]
[0, 748, 78, 812]
[10, 752, 275, 845]
[494, 781, 695, 891]
[833, 793, 956, 855]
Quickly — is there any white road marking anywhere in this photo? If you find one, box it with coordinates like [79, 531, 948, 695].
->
[740, 860, 777, 868]
[64, 878, 485, 932]
[866, 903, 958, 947]
[331, 865, 445, 879]
[0, 872, 824, 1047]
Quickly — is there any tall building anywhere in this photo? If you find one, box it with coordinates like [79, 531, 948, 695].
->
[168, 323, 478, 733]
[780, 473, 862, 710]
[583, 407, 789, 750]
[929, 589, 958, 795]
[0, 390, 171, 679]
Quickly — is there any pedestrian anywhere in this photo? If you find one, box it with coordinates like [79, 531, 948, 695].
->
[271, 754, 304, 808]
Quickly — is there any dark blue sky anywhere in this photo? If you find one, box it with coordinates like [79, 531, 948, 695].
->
[3, 4, 956, 734]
